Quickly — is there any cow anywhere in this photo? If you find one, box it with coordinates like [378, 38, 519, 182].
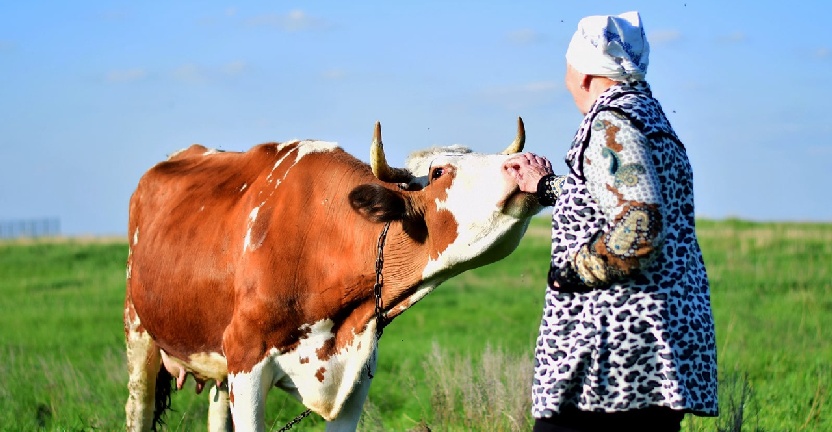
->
[124, 119, 541, 431]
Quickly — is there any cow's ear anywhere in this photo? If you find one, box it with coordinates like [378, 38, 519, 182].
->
[349, 184, 407, 222]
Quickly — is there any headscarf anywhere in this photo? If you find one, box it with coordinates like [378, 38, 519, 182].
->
[565, 11, 650, 82]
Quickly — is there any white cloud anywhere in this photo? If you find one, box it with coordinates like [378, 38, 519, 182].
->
[815, 47, 830, 59]
[649, 30, 681, 45]
[807, 145, 832, 156]
[172, 64, 206, 83]
[245, 9, 329, 32]
[680, 80, 705, 91]
[321, 68, 345, 80]
[107, 62, 245, 86]
[97, 10, 128, 22]
[507, 28, 545, 45]
[223, 60, 247, 76]
[718, 31, 746, 44]
[105, 68, 147, 83]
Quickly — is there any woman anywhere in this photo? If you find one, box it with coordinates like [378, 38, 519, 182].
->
[504, 11, 718, 432]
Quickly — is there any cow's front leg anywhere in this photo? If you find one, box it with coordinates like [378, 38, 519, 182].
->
[325, 348, 376, 432]
[227, 356, 276, 432]
[225, 318, 277, 432]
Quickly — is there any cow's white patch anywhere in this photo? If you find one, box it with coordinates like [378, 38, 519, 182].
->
[132, 227, 139, 246]
[266, 147, 295, 184]
[125, 326, 158, 430]
[126, 243, 133, 280]
[125, 305, 141, 334]
[390, 283, 436, 318]
[267, 140, 338, 185]
[203, 148, 219, 156]
[167, 148, 188, 160]
[239, 183, 248, 192]
[295, 140, 339, 158]
[275, 140, 301, 153]
[243, 204, 263, 253]
[295, 319, 335, 361]
[273, 318, 377, 421]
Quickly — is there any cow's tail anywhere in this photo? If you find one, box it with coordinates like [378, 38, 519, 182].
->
[151, 366, 174, 432]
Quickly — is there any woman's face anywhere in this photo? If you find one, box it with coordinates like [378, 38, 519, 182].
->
[564, 63, 588, 114]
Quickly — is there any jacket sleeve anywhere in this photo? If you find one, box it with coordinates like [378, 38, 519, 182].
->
[560, 110, 665, 287]
[535, 174, 567, 207]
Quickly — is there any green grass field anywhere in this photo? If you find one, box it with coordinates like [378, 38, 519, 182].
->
[0, 218, 829, 431]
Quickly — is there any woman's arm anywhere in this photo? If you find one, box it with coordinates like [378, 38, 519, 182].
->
[567, 110, 666, 286]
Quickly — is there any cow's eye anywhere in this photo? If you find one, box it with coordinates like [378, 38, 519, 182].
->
[431, 167, 444, 180]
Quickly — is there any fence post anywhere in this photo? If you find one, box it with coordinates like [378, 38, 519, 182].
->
[0, 218, 61, 239]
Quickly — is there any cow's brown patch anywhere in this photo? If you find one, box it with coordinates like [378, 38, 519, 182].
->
[421, 166, 458, 260]
[315, 333, 338, 361]
[427, 165, 453, 203]
[428, 209, 458, 261]
[315, 367, 327, 383]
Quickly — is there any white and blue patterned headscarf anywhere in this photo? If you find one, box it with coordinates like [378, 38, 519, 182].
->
[565, 11, 650, 82]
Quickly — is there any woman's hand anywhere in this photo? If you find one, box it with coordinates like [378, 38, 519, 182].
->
[503, 152, 554, 193]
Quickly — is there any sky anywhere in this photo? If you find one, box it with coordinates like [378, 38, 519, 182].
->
[1, 1, 830, 236]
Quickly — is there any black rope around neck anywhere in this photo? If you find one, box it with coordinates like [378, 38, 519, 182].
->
[374, 221, 392, 339]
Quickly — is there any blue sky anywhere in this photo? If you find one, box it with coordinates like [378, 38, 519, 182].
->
[1, 1, 830, 235]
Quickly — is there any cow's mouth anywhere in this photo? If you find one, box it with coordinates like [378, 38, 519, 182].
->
[503, 188, 541, 218]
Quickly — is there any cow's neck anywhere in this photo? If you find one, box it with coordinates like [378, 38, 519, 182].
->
[320, 209, 453, 344]
[373, 222, 445, 323]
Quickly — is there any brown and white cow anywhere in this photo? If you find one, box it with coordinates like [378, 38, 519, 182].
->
[124, 119, 540, 431]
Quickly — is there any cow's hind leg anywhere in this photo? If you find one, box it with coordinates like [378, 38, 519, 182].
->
[125, 326, 162, 431]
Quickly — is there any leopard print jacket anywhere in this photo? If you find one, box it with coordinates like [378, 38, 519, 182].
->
[532, 81, 718, 418]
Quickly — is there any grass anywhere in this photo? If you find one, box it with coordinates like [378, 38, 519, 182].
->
[686, 219, 832, 432]
[0, 217, 829, 431]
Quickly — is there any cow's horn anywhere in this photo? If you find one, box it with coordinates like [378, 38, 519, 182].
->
[370, 122, 412, 183]
[501, 117, 526, 154]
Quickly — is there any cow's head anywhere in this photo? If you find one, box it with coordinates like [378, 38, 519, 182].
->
[349, 118, 540, 281]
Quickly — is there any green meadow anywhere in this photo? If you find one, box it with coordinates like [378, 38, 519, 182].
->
[0, 218, 829, 431]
